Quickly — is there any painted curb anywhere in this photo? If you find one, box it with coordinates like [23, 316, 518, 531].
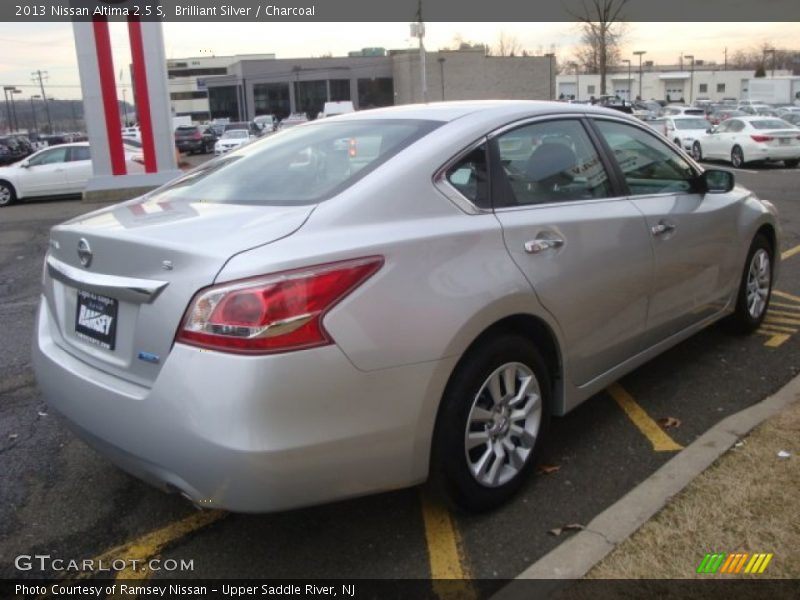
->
[493, 372, 800, 599]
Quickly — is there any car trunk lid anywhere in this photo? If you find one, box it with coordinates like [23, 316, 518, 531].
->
[43, 196, 314, 387]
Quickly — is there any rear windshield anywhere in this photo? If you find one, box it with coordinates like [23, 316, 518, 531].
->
[151, 119, 441, 206]
[674, 118, 709, 130]
[751, 119, 792, 130]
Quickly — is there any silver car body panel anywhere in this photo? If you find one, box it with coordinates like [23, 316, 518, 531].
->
[32, 101, 781, 511]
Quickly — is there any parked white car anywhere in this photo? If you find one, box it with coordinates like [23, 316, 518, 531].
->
[654, 116, 711, 153]
[692, 116, 800, 168]
[214, 129, 254, 155]
[121, 126, 141, 143]
[0, 143, 140, 207]
[660, 105, 706, 117]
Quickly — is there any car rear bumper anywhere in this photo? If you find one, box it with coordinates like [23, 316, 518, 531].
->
[176, 140, 204, 152]
[748, 146, 800, 161]
[32, 298, 446, 512]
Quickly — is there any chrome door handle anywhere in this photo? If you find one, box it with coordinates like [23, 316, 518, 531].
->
[651, 222, 676, 236]
[524, 238, 564, 254]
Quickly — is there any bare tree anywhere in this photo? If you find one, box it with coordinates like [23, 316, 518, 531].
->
[495, 32, 523, 57]
[571, 0, 629, 95]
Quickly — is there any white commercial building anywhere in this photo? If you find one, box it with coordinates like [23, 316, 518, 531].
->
[557, 68, 793, 103]
[165, 54, 275, 120]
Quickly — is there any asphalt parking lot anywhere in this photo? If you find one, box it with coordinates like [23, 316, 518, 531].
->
[1, 163, 799, 590]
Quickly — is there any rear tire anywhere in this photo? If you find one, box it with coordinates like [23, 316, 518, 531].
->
[785, 159, 799, 168]
[728, 234, 773, 334]
[0, 180, 17, 207]
[432, 333, 550, 512]
[731, 145, 745, 168]
[692, 142, 702, 161]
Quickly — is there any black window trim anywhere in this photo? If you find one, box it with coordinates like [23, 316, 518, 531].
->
[432, 136, 492, 215]
[584, 114, 704, 199]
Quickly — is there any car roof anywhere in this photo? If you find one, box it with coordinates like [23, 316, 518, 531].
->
[330, 100, 635, 123]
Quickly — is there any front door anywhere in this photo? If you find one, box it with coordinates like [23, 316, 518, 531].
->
[18, 146, 70, 197]
[490, 118, 653, 386]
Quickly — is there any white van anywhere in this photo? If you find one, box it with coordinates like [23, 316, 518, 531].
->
[321, 101, 355, 118]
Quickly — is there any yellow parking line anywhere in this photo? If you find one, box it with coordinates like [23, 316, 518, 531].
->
[608, 383, 683, 452]
[764, 315, 800, 327]
[781, 244, 800, 261]
[759, 323, 797, 334]
[758, 332, 791, 348]
[769, 302, 800, 311]
[772, 290, 800, 304]
[767, 309, 800, 319]
[419, 490, 476, 600]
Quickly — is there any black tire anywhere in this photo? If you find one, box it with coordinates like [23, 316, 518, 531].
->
[692, 142, 703, 161]
[728, 234, 773, 334]
[673, 138, 682, 148]
[785, 159, 799, 168]
[431, 333, 550, 512]
[731, 145, 745, 168]
[0, 180, 17, 207]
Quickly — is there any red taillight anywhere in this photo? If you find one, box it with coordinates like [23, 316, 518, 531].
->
[193, 132, 202, 140]
[750, 135, 773, 143]
[175, 257, 383, 354]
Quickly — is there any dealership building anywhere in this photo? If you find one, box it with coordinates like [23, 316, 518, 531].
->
[189, 48, 555, 121]
[556, 64, 793, 103]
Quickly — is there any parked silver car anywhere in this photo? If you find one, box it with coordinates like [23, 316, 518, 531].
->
[33, 101, 780, 512]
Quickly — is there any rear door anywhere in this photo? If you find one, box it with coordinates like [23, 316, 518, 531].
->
[64, 145, 93, 193]
[490, 117, 653, 386]
[590, 117, 740, 344]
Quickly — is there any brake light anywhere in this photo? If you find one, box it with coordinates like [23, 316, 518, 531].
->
[176, 257, 383, 354]
[193, 132, 202, 140]
[750, 135, 773, 143]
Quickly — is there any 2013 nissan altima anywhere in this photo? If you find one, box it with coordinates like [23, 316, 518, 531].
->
[33, 101, 780, 512]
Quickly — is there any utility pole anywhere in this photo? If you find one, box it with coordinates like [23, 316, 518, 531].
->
[544, 53, 555, 100]
[685, 55, 695, 104]
[31, 70, 53, 134]
[633, 51, 646, 100]
[8, 89, 20, 132]
[723, 47, 727, 71]
[622, 59, 631, 101]
[437, 56, 445, 101]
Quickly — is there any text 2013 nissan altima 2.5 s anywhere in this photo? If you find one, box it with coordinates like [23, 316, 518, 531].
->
[33, 101, 780, 513]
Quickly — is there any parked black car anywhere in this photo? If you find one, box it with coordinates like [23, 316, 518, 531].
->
[174, 125, 217, 154]
[0, 136, 31, 165]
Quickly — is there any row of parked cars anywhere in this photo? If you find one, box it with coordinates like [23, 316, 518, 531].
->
[646, 103, 800, 168]
[0, 132, 88, 166]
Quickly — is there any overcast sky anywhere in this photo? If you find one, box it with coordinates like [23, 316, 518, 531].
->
[0, 22, 796, 100]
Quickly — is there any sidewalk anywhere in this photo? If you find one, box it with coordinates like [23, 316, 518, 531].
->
[495, 371, 800, 594]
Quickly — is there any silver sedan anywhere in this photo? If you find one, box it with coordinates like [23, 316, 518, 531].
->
[33, 101, 780, 512]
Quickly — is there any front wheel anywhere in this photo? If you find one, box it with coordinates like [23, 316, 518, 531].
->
[728, 234, 773, 333]
[0, 181, 17, 207]
[692, 142, 703, 161]
[731, 145, 745, 168]
[432, 333, 550, 512]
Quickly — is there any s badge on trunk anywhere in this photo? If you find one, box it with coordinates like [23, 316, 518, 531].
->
[77, 238, 92, 268]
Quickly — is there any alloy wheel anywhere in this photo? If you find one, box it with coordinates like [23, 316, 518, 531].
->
[464, 362, 542, 488]
[746, 248, 771, 319]
[0, 185, 12, 206]
[731, 147, 744, 168]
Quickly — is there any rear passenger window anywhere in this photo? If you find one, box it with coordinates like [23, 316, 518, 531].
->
[446, 144, 489, 208]
[594, 120, 697, 196]
[69, 146, 91, 161]
[493, 119, 612, 207]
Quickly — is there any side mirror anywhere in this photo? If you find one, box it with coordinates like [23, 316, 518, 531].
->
[19, 161, 30, 168]
[706, 127, 714, 134]
[703, 169, 734, 194]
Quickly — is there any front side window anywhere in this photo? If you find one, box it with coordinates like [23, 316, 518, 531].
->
[28, 147, 68, 166]
[594, 120, 697, 196]
[445, 144, 489, 208]
[493, 119, 612, 207]
[151, 119, 441, 206]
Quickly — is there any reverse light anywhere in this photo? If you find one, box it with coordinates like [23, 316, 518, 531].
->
[176, 257, 383, 354]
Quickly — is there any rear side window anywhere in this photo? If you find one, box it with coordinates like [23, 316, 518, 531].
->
[594, 120, 696, 196]
[69, 146, 91, 161]
[493, 119, 612, 207]
[152, 119, 441, 206]
[445, 144, 489, 208]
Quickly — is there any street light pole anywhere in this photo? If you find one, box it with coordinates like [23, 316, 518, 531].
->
[685, 54, 695, 104]
[30, 94, 40, 134]
[437, 56, 445, 101]
[2, 88, 11, 133]
[763, 48, 776, 78]
[633, 50, 646, 100]
[622, 59, 631, 101]
[544, 53, 555, 100]
[9, 89, 21, 132]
